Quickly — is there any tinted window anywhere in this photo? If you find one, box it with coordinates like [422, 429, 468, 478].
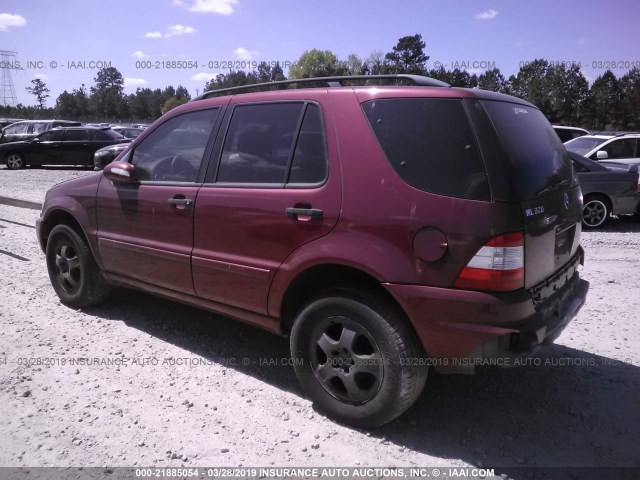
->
[482, 101, 575, 199]
[38, 130, 64, 141]
[65, 129, 88, 141]
[131, 108, 218, 182]
[289, 104, 327, 184]
[363, 98, 489, 199]
[89, 129, 124, 141]
[600, 138, 637, 159]
[218, 103, 304, 184]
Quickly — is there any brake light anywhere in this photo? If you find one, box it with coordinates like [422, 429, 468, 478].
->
[454, 231, 524, 291]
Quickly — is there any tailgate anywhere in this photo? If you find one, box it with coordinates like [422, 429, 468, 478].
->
[521, 185, 583, 288]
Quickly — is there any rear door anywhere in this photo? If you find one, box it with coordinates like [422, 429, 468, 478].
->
[59, 129, 90, 165]
[191, 96, 341, 314]
[480, 101, 582, 288]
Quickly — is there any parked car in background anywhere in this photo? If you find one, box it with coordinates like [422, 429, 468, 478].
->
[93, 142, 130, 170]
[36, 74, 589, 427]
[553, 125, 589, 143]
[111, 126, 144, 139]
[565, 132, 640, 163]
[2, 126, 129, 169]
[0, 119, 82, 144]
[0, 118, 26, 129]
[569, 150, 640, 228]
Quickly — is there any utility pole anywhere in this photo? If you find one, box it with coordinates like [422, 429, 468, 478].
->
[0, 50, 21, 107]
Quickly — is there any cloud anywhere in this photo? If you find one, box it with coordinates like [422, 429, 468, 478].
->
[516, 40, 533, 47]
[166, 24, 197, 36]
[124, 78, 147, 87]
[132, 50, 149, 58]
[34, 73, 48, 81]
[234, 47, 257, 61]
[145, 25, 197, 38]
[0, 13, 27, 31]
[179, 0, 238, 15]
[578, 37, 588, 45]
[474, 9, 498, 20]
[191, 72, 219, 81]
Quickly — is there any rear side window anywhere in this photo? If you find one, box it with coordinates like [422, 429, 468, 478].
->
[89, 129, 123, 141]
[65, 129, 88, 141]
[481, 101, 575, 199]
[362, 98, 489, 200]
[289, 104, 327, 184]
[217, 103, 304, 184]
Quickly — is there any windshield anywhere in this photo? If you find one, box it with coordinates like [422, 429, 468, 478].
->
[565, 137, 607, 155]
[482, 100, 575, 199]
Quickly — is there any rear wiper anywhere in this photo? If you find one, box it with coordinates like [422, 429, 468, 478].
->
[536, 179, 569, 196]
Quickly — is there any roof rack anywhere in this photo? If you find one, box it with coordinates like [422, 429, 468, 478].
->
[193, 74, 450, 101]
[591, 131, 640, 137]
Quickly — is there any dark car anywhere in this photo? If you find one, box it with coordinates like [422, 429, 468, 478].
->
[569, 150, 640, 228]
[36, 75, 589, 427]
[93, 142, 130, 170]
[553, 125, 589, 143]
[111, 126, 144, 139]
[2, 126, 129, 169]
[0, 119, 82, 144]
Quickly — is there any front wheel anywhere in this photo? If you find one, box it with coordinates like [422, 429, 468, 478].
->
[46, 224, 111, 308]
[290, 288, 427, 427]
[5, 153, 25, 170]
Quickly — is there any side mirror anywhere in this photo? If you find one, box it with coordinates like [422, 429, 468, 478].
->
[103, 161, 138, 185]
[628, 164, 639, 174]
[31, 137, 40, 143]
[596, 150, 608, 160]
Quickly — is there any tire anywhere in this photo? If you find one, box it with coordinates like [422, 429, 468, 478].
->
[45, 224, 111, 308]
[582, 195, 610, 228]
[5, 152, 25, 170]
[290, 288, 428, 427]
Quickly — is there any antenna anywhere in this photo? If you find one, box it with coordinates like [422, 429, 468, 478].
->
[0, 50, 21, 107]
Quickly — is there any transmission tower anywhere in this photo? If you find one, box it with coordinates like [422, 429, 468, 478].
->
[1, 50, 20, 107]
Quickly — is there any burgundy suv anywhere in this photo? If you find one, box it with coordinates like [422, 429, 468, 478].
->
[37, 75, 589, 427]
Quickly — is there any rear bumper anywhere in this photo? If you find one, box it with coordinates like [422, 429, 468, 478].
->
[384, 250, 589, 374]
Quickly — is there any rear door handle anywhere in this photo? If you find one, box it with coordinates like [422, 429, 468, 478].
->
[286, 207, 323, 220]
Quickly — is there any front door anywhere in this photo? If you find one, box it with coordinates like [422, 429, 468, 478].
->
[96, 107, 222, 295]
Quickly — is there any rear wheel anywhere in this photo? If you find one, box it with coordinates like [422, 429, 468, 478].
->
[582, 195, 610, 228]
[46, 224, 111, 308]
[5, 153, 25, 170]
[290, 288, 427, 427]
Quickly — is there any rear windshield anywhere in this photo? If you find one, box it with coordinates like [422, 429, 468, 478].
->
[482, 101, 575, 199]
[362, 98, 490, 200]
[564, 136, 608, 156]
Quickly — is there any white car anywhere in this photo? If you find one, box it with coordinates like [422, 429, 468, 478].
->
[553, 125, 589, 143]
[565, 133, 640, 164]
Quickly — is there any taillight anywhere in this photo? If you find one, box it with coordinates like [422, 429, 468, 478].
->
[454, 231, 524, 291]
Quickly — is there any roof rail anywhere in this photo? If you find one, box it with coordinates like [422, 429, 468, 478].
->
[193, 74, 450, 101]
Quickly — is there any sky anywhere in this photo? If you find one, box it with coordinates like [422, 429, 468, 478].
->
[1, 0, 639, 107]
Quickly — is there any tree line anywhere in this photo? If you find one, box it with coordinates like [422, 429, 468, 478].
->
[1, 34, 638, 131]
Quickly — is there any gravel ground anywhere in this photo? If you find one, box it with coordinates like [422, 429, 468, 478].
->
[1, 168, 639, 478]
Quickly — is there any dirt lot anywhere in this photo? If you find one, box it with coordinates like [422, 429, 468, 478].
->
[0, 167, 639, 478]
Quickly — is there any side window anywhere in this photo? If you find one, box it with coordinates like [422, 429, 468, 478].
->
[130, 108, 219, 182]
[65, 129, 89, 141]
[289, 104, 327, 184]
[217, 103, 304, 184]
[32, 122, 49, 135]
[5, 123, 24, 135]
[38, 130, 64, 142]
[363, 98, 490, 200]
[602, 139, 636, 159]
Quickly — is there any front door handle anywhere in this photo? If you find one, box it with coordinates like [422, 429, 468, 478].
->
[286, 207, 323, 220]
[168, 197, 193, 210]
